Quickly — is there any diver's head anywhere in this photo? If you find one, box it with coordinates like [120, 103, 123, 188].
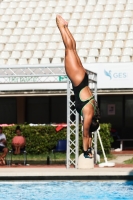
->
[90, 118, 99, 133]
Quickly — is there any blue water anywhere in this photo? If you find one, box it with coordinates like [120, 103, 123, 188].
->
[0, 181, 133, 200]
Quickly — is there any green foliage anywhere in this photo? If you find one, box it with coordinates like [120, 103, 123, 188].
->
[124, 157, 133, 164]
[3, 125, 67, 154]
[97, 123, 113, 154]
[2, 123, 113, 155]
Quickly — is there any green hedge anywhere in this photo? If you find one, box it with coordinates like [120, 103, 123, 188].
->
[97, 123, 113, 154]
[3, 123, 113, 155]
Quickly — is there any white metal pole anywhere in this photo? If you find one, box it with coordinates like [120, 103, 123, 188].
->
[97, 129, 108, 163]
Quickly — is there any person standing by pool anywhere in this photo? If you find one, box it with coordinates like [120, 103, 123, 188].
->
[56, 15, 100, 158]
[0, 126, 8, 165]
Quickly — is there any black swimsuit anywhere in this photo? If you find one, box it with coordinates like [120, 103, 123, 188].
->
[73, 73, 95, 116]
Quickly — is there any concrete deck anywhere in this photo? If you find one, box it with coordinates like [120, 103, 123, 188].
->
[0, 151, 133, 181]
[0, 166, 133, 181]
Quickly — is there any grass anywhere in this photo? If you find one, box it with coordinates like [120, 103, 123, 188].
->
[5, 152, 116, 165]
[8, 153, 67, 160]
[6, 152, 68, 165]
[124, 157, 133, 164]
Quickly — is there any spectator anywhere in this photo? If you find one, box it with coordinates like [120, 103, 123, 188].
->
[12, 126, 26, 154]
[0, 126, 8, 165]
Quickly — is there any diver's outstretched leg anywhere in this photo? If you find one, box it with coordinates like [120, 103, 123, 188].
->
[56, 15, 73, 50]
[65, 26, 85, 70]
[56, 15, 85, 86]
[58, 15, 84, 69]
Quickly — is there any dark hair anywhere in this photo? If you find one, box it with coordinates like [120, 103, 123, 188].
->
[90, 100, 100, 133]
[0, 126, 2, 130]
[16, 125, 21, 131]
[90, 118, 99, 132]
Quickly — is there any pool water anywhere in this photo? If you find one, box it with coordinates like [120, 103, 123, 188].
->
[0, 181, 133, 200]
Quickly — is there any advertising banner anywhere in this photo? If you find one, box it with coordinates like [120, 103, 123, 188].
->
[85, 63, 133, 89]
[0, 63, 133, 91]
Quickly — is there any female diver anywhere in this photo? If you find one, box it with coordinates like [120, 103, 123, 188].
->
[56, 15, 99, 158]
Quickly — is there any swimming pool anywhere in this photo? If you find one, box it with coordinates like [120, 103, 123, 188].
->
[0, 181, 133, 200]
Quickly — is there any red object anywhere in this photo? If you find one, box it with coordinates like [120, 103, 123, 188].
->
[111, 128, 117, 132]
[55, 123, 67, 132]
